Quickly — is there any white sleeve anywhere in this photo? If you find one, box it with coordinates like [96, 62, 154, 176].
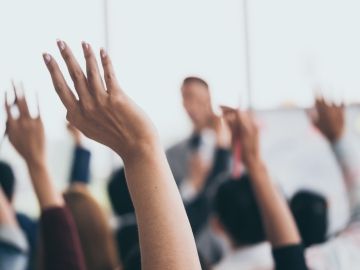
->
[331, 133, 360, 224]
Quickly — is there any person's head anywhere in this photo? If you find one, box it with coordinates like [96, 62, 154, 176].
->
[63, 189, 119, 270]
[181, 77, 213, 131]
[290, 190, 328, 247]
[107, 168, 135, 216]
[0, 161, 15, 202]
[213, 175, 266, 248]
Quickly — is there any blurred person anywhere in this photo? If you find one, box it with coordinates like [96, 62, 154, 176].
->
[43, 40, 202, 269]
[0, 84, 39, 270]
[0, 185, 29, 270]
[166, 81, 233, 263]
[212, 107, 308, 270]
[303, 97, 360, 269]
[64, 124, 120, 270]
[166, 77, 231, 187]
[64, 190, 120, 270]
[290, 190, 328, 248]
[5, 89, 86, 270]
[0, 161, 38, 270]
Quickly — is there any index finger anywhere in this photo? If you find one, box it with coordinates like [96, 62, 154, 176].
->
[43, 53, 77, 110]
[12, 81, 31, 118]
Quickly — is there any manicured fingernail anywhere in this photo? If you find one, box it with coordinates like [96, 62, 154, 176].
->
[82, 41, 89, 50]
[43, 53, 52, 64]
[100, 48, 107, 58]
[57, 39, 66, 51]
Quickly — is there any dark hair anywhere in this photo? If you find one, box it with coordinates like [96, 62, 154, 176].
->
[182, 77, 209, 89]
[116, 225, 139, 264]
[0, 161, 15, 201]
[63, 189, 119, 270]
[107, 168, 135, 216]
[290, 190, 328, 248]
[122, 244, 141, 270]
[214, 175, 266, 246]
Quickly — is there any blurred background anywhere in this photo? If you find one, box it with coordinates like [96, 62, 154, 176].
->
[1, 0, 360, 235]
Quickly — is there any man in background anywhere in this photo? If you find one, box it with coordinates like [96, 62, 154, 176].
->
[166, 77, 232, 264]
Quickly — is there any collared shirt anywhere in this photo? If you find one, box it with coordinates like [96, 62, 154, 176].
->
[306, 133, 360, 270]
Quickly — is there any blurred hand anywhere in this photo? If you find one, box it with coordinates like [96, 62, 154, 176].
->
[213, 116, 232, 148]
[67, 123, 82, 145]
[188, 152, 211, 192]
[43, 41, 158, 162]
[310, 97, 345, 143]
[5, 88, 46, 166]
[221, 106, 260, 167]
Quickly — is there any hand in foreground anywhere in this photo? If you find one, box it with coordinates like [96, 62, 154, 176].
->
[221, 106, 260, 167]
[43, 41, 158, 162]
[5, 85, 45, 166]
[310, 97, 345, 143]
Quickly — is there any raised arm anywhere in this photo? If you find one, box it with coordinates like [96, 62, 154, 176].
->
[43, 40, 201, 270]
[222, 107, 307, 270]
[5, 88, 86, 270]
[310, 97, 360, 225]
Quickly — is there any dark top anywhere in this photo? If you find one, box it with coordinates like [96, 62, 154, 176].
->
[40, 206, 86, 270]
[70, 146, 91, 184]
[186, 148, 231, 235]
[16, 213, 38, 270]
[272, 244, 308, 270]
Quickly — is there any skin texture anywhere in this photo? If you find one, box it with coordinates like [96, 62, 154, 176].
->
[222, 106, 302, 248]
[181, 82, 214, 132]
[5, 86, 64, 209]
[309, 97, 345, 143]
[43, 40, 201, 270]
[0, 186, 18, 227]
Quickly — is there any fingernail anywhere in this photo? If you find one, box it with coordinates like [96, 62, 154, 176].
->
[57, 39, 66, 51]
[43, 53, 52, 64]
[82, 41, 89, 50]
[100, 48, 107, 58]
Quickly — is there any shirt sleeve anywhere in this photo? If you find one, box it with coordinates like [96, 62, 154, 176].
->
[272, 244, 308, 270]
[331, 133, 360, 225]
[69, 146, 91, 184]
[0, 224, 29, 270]
[40, 206, 86, 270]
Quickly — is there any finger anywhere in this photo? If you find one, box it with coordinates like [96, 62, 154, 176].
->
[43, 53, 77, 110]
[82, 42, 106, 99]
[35, 92, 41, 119]
[13, 82, 31, 118]
[100, 48, 120, 94]
[4, 92, 13, 121]
[57, 40, 91, 102]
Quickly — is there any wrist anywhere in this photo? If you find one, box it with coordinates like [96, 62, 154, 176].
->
[26, 156, 47, 172]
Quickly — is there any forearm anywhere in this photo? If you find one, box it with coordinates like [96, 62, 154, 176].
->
[0, 188, 17, 226]
[26, 160, 64, 209]
[247, 159, 301, 247]
[122, 144, 201, 270]
[331, 133, 360, 222]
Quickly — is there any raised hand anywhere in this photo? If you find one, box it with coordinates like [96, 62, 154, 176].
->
[43, 41, 158, 163]
[5, 85, 45, 166]
[43, 41, 201, 270]
[221, 106, 260, 167]
[310, 97, 345, 143]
